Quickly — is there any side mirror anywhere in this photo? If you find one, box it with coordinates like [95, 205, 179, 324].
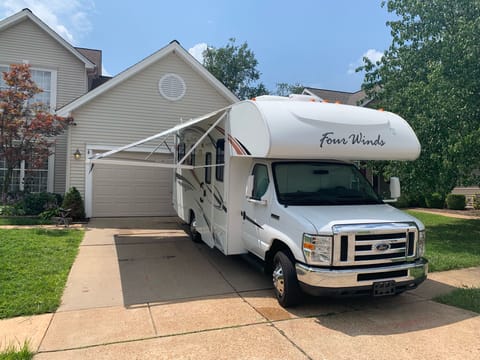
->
[389, 177, 401, 199]
[245, 175, 254, 198]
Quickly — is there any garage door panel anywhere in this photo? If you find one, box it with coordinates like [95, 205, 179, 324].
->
[92, 152, 174, 217]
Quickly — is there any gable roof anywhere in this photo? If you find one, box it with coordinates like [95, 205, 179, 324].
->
[302, 87, 370, 106]
[57, 40, 239, 115]
[0, 8, 95, 70]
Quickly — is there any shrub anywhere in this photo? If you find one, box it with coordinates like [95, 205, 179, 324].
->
[22, 192, 60, 215]
[393, 194, 410, 208]
[446, 194, 466, 210]
[425, 193, 445, 209]
[0, 204, 23, 216]
[474, 195, 480, 210]
[62, 187, 85, 220]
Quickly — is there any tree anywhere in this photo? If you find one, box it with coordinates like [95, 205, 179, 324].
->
[359, 0, 480, 198]
[274, 82, 305, 97]
[203, 38, 269, 99]
[0, 64, 72, 201]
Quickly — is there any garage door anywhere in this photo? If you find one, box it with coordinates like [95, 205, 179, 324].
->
[92, 152, 175, 217]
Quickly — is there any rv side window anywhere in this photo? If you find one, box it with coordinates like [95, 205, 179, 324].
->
[189, 146, 195, 166]
[216, 139, 225, 182]
[205, 152, 212, 184]
[177, 142, 185, 163]
[251, 164, 269, 200]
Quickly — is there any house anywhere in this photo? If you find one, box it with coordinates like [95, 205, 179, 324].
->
[57, 41, 237, 217]
[1, 8, 238, 217]
[0, 8, 96, 195]
[302, 87, 370, 106]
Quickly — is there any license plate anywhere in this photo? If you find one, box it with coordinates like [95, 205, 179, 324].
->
[373, 280, 396, 296]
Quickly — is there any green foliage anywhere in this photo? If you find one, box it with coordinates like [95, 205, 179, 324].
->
[274, 82, 305, 96]
[203, 38, 269, 99]
[474, 195, 480, 210]
[62, 187, 85, 220]
[425, 193, 445, 209]
[0, 228, 84, 319]
[435, 288, 480, 314]
[446, 194, 466, 210]
[359, 0, 480, 196]
[39, 207, 60, 220]
[0, 204, 25, 216]
[407, 211, 480, 272]
[21, 192, 60, 216]
[0, 342, 33, 360]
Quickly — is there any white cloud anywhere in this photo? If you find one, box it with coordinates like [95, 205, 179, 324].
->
[0, 0, 95, 44]
[348, 48, 384, 75]
[188, 43, 208, 63]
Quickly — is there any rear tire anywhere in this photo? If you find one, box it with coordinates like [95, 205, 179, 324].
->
[188, 212, 202, 243]
[272, 251, 302, 307]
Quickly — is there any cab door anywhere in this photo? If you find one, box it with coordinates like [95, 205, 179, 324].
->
[241, 163, 271, 257]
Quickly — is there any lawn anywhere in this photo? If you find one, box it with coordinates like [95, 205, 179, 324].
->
[435, 288, 480, 314]
[407, 210, 480, 272]
[407, 210, 480, 314]
[0, 228, 84, 319]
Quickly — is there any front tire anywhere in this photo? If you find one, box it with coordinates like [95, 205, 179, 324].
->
[272, 251, 302, 307]
[188, 212, 202, 243]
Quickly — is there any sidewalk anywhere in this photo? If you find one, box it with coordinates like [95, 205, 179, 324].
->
[1, 220, 479, 359]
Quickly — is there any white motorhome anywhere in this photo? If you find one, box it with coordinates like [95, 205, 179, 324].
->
[92, 95, 428, 307]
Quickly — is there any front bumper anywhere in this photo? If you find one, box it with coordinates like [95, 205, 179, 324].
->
[296, 258, 428, 296]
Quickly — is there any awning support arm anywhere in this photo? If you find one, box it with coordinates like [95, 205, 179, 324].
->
[178, 110, 228, 166]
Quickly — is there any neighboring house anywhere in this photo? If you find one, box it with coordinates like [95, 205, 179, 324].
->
[1, 9, 238, 218]
[0, 8, 97, 195]
[302, 87, 371, 106]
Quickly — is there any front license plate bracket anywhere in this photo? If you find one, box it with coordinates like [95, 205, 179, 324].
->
[373, 280, 396, 296]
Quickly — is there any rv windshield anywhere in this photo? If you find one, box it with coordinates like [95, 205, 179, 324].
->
[272, 162, 382, 206]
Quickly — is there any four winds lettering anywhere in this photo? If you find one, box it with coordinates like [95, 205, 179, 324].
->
[320, 132, 386, 148]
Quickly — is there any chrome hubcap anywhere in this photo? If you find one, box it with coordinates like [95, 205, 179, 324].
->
[272, 263, 285, 296]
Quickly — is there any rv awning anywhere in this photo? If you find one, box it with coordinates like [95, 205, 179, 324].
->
[90, 106, 229, 167]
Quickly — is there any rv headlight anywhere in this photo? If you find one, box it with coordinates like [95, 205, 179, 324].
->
[417, 230, 426, 257]
[302, 234, 332, 265]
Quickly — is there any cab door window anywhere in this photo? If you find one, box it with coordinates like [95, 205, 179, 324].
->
[252, 164, 269, 200]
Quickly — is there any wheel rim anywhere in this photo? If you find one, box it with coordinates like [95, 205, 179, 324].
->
[272, 262, 285, 296]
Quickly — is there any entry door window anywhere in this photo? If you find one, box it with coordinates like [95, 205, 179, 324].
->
[251, 164, 269, 200]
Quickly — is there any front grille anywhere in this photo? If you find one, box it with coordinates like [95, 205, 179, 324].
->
[332, 223, 418, 266]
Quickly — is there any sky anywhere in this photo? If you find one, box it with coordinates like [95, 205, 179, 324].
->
[0, 0, 395, 93]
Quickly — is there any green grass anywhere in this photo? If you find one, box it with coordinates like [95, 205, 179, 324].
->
[407, 210, 480, 272]
[434, 288, 480, 314]
[0, 217, 48, 226]
[0, 228, 84, 319]
[0, 342, 33, 360]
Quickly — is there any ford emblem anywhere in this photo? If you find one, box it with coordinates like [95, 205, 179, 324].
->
[375, 243, 390, 251]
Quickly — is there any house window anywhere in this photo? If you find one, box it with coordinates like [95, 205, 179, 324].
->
[0, 157, 49, 193]
[215, 139, 225, 182]
[0, 65, 55, 193]
[205, 152, 212, 184]
[0, 65, 56, 110]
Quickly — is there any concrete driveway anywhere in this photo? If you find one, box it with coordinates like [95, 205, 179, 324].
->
[9, 217, 479, 359]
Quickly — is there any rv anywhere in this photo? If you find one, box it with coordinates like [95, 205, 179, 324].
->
[93, 95, 428, 307]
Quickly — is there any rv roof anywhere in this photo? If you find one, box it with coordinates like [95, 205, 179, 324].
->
[228, 97, 420, 161]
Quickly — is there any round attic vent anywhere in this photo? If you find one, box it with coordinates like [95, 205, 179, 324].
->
[158, 73, 186, 101]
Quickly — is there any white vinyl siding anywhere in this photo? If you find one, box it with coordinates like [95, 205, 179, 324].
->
[68, 51, 232, 206]
[0, 18, 89, 194]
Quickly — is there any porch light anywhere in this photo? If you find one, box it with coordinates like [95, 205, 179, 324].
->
[73, 149, 82, 160]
